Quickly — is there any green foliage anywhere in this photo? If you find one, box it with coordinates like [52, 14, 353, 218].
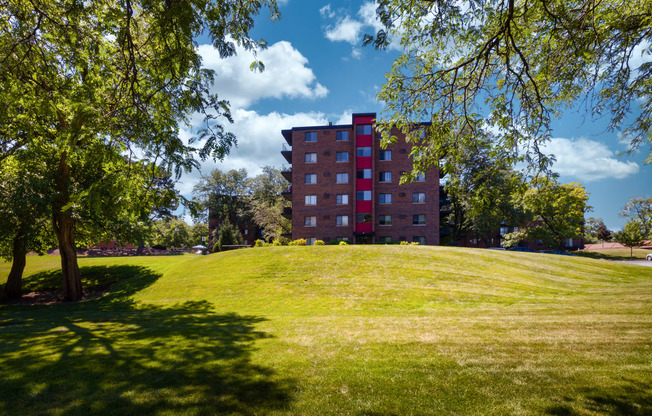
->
[620, 196, 652, 239]
[254, 239, 265, 247]
[614, 220, 647, 258]
[216, 220, 244, 251]
[289, 239, 307, 246]
[151, 218, 192, 249]
[584, 217, 613, 244]
[314, 240, 325, 246]
[338, 241, 348, 246]
[212, 243, 220, 253]
[272, 240, 282, 246]
[504, 179, 590, 249]
[367, 0, 652, 173]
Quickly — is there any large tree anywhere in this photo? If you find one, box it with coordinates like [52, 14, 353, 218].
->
[503, 179, 590, 249]
[1, 0, 278, 301]
[620, 196, 652, 239]
[192, 168, 251, 225]
[366, 0, 652, 172]
[248, 166, 291, 242]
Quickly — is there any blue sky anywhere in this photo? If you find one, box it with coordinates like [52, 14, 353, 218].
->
[179, 0, 651, 231]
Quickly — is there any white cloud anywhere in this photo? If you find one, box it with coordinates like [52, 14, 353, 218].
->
[319, 4, 335, 18]
[197, 41, 328, 109]
[543, 137, 639, 181]
[325, 16, 364, 44]
[351, 48, 362, 60]
[177, 110, 353, 198]
[321, 1, 401, 51]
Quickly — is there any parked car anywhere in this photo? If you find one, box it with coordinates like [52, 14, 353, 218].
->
[647, 253, 652, 261]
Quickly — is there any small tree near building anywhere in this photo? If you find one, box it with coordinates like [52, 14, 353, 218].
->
[615, 220, 646, 258]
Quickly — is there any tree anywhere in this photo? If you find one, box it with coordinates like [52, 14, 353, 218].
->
[620, 196, 652, 239]
[442, 141, 528, 245]
[504, 179, 590, 249]
[248, 166, 291, 242]
[0, 150, 55, 301]
[151, 218, 192, 249]
[215, 220, 243, 251]
[366, 0, 652, 175]
[584, 217, 612, 244]
[190, 223, 210, 247]
[1, 0, 279, 301]
[615, 220, 646, 258]
[192, 169, 252, 225]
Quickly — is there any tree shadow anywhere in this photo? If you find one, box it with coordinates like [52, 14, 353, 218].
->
[544, 379, 650, 415]
[0, 267, 294, 415]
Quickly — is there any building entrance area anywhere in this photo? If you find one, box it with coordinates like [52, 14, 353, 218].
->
[355, 236, 372, 245]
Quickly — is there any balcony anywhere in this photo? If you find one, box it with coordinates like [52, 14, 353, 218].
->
[281, 168, 292, 182]
[282, 129, 292, 146]
[281, 143, 292, 163]
[281, 206, 292, 219]
[281, 186, 292, 201]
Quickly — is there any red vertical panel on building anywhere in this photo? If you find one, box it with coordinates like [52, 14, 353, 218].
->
[356, 201, 372, 212]
[356, 136, 372, 146]
[357, 157, 372, 169]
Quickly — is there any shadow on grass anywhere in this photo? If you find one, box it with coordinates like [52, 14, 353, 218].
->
[21, 264, 161, 293]
[0, 267, 294, 415]
[575, 251, 641, 261]
[545, 379, 650, 415]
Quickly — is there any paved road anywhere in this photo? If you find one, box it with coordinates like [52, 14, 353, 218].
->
[614, 260, 652, 267]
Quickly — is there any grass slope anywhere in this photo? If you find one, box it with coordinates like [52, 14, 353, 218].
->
[1, 246, 650, 415]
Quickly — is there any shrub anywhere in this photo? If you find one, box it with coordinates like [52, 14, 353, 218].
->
[212, 243, 220, 252]
[290, 238, 307, 246]
[314, 240, 325, 245]
[272, 240, 282, 246]
[254, 239, 264, 247]
[400, 241, 410, 245]
[339, 241, 348, 245]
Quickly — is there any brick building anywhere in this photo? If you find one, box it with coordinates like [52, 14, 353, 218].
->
[281, 113, 440, 245]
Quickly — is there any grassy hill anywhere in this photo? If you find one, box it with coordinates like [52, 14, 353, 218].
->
[1, 246, 650, 415]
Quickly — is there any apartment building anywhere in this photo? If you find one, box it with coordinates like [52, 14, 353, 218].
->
[281, 113, 440, 245]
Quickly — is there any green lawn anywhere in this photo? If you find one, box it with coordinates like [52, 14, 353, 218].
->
[576, 247, 651, 260]
[1, 246, 651, 415]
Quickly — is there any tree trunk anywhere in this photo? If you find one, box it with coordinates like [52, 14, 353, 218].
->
[53, 152, 83, 302]
[137, 238, 144, 255]
[4, 232, 27, 300]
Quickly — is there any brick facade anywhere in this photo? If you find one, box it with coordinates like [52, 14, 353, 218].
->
[282, 113, 440, 245]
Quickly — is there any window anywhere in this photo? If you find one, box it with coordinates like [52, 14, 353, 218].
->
[356, 213, 372, 223]
[336, 173, 349, 184]
[412, 193, 426, 204]
[356, 169, 372, 179]
[379, 150, 391, 161]
[305, 174, 317, 184]
[305, 131, 317, 142]
[378, 236, 392, 243]
[379, 171, 392, 182]
[306, 237, 316, 245]
[336, 194, 349, 205]
[565, 238, 574, 247]
[500, 227, 509, 236]
[304, 216, 316, 227]
[305, 195, 317, 206]
[413, 214, 425, 225]
[336, 131, 349, 141]
[244, 229, 248, 235]
[305, 152, 317, 163]
[379, 193, 392, 204]
[413, 236, 426, 245]
[415, 172, 426, 182]
[379, 215, 392, 226]
[356, 147, 372, 157]
[356, 125, 372, 135]
[336, 215, 349, 226]
[357, 190, 372, 201]
[336, 152, 349, 162]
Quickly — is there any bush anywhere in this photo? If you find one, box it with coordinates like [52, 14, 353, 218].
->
[339, 241, 348, 245]
[212, 243, 220, 252]
[272, 240, 282, 246]
[254, 239, 264, 247]
[400, 241, 410, 245]
[314, 240, 325, 245]
[289, 238, 307, 246]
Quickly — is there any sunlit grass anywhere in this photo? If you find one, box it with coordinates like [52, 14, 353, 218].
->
[577, 247, 650, 260]
[1, 246, 651, 415]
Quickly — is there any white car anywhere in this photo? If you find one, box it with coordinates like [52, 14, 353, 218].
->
[647, 253, 652, 261]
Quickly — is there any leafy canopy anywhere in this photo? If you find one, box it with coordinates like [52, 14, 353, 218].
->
[366, 0, 652, 172]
